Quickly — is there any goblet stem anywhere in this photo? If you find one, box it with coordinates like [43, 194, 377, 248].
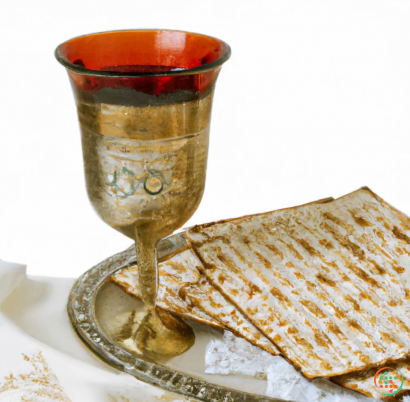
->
[135, 224, 158, 309]
[134, 224, 196, 358]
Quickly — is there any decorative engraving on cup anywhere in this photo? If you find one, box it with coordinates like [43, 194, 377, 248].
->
[80, 113, 210, 236]
[107, 167, 140, 198]
[107, 168, 164, 198]
[144, 175, 163, 195]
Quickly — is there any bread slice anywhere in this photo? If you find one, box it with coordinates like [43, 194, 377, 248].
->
[185, 188, 410, 379]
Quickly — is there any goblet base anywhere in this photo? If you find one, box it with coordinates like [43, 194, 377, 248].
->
[112, 307, 195, 360]
[67, 236, 286, 402]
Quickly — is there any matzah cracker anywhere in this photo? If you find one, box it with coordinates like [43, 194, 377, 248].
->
[111, 249, 279, 354]
[185, 188, 410, 379]
[110, 250, 224, 329]
[333, 359, 410, 401]
[183, 277, 279, 355]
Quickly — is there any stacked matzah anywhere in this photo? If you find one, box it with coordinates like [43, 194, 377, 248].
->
[110, 188, 410, 400]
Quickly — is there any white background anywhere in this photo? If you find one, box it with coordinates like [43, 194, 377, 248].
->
[1, 0, 410, 278]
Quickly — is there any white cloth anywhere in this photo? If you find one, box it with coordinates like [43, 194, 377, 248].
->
[205, 331, 377, 402]
[0, 259, 195, 402]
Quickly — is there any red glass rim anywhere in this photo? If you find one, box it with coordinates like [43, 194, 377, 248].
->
[55, 29, 231, 78]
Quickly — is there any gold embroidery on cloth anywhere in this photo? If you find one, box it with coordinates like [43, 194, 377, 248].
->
[108, 392, 198, 401]
[0, 351, 71, 401]
[108, 396, 131, 402]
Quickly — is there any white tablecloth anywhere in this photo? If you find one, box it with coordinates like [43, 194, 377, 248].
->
[0, 259, 195, 402]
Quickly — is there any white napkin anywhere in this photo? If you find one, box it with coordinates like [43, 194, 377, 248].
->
[0, 259, 196, 402]
[205, 331, 377, 402]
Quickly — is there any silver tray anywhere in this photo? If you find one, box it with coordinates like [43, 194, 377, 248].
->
[67, 233, 288, 402]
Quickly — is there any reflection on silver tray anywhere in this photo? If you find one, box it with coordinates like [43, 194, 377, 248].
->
[67, 234, 289, 402]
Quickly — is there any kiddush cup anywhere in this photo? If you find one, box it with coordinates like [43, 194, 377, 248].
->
[55, 30, 230, 311]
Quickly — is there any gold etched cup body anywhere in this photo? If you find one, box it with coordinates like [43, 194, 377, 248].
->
[56, 30, 230, 307]
[77, 84, 214, 240]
